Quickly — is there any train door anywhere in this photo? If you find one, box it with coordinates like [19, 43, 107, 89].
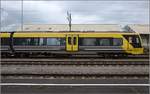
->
[72, 35, 78, 51]
[66, 34, 78, 51]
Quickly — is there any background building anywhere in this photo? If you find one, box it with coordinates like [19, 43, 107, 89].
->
[16, 24, 123, 32]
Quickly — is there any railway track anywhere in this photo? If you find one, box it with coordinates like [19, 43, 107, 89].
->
[1, 58, 149, 79]
[1, 58, 149, 65]
[2, 74, 148, 79]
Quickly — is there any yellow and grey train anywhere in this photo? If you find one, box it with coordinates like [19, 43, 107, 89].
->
[0, 31, 144, 57]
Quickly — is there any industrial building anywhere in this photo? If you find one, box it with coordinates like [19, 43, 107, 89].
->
[16, 24, 123, 32]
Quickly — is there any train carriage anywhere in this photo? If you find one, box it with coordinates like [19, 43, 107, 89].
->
[0, 31, 144, 57]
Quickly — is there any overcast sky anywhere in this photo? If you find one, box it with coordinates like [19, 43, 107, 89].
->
[0, 1, 149, 31]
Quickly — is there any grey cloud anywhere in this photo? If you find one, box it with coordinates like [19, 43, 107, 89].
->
[0, 1, 149, 31]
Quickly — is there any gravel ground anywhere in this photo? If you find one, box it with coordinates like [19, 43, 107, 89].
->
[2, 65, 148, 75]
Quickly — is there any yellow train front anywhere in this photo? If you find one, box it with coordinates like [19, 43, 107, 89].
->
[1, 31, 144, 57]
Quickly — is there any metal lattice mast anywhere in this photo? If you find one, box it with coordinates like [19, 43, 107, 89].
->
[67, 11, 72, 32]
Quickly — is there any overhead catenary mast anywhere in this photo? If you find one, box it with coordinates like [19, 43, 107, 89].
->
[67, 11, 72, 32]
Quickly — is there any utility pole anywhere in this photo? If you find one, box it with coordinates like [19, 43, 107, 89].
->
[67, 11, 72, 32]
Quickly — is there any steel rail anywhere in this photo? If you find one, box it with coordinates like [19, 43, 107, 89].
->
[1, 83, 150, 87]
[1, 59, 149, 65]
[1, 58, 149, 61]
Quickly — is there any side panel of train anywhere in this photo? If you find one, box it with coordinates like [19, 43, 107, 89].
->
[0, 32, 144, 56]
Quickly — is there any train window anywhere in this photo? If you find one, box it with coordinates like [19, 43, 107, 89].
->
[1, 38, 9, 45]
[47, 38, 57, 45]
[68, 37, 72, 45]
[30, 38, 39, 45]
[47, 38, 65, 46]
[14, 38, 39, 46]
[14, 38, 27, 45]
[129, 37, 132, 43]
[60, 38, 66, 46]
[39, 38, 44, 45]
[73, 37, 77, 45]
[13, 38, 65, 46]
[81, 38, 96, 46]
[132, 36, 140, 44]
[131, 36, 142, 48]
[136, 37, 140, 43]
[79, 38, 113, 46]
[113, 38, 123, 46]
[39, 38, 65, 46]
[78, 38, 83, 46]
[98, 39, 111, 46]
[123, 35, 142, 48]
[126, 36, 140, 44]
[124, 35, 142, 48]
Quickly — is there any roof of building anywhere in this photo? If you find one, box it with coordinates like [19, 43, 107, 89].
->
[16, 24, 123, 32]
[3, 24, 149, 34]
[127, 24, 150, 34]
